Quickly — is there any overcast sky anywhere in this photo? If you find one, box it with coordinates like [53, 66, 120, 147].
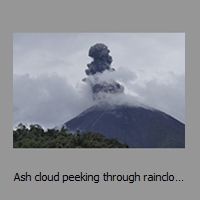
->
[13, 33, 185, 129]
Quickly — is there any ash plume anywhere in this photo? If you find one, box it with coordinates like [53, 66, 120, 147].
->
[83, 43, 124, 99]
[85, 43, 113, 75]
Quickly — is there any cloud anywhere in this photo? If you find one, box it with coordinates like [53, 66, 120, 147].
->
[13, 73, 94, 129]
[82, 67, 185, 123]
[130, 72, 185, 123]
[13, 33, 185, 127]
[13, 69, 185, 130]
[83, 66, 137, 88]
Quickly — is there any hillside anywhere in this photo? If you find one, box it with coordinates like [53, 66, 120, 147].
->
[63, 104, 185, 148]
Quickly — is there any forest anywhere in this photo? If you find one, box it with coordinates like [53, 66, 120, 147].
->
[13, 123, 129, 148]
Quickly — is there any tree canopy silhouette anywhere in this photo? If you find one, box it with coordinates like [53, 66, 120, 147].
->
[13, 123, 129, 148]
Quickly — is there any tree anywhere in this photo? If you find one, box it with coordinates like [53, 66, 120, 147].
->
[13, 123, 130, 148]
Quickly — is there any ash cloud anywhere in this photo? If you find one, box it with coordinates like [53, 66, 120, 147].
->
[82, 43, 153, 106]
[82, 43, 184, 123]
[83, 43, 124, 99]
[85, 43, 113, 75]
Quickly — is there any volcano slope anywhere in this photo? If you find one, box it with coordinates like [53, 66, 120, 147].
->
[63, 104, 185, 148]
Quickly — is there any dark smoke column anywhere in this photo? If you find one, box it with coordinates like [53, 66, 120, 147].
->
[83, 43, 124, 99]
[85, 43, 113, 75]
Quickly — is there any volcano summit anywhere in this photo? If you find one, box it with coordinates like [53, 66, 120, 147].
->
[59, 43, 185, 148]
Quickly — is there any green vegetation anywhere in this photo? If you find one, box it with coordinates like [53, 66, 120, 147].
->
[13, 123, 129, 148]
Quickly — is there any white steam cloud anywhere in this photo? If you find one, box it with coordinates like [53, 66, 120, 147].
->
[13, 73, 94, 129]
[13, 66, 184, 129]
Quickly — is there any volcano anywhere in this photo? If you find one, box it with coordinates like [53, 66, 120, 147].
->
[58, 43, 185, 148]
[63, 103, 185, 148]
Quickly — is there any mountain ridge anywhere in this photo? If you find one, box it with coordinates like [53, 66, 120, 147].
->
[61, 104, 185, 148]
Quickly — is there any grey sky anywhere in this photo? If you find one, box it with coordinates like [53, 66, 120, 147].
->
[13, 33, 185, 129]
